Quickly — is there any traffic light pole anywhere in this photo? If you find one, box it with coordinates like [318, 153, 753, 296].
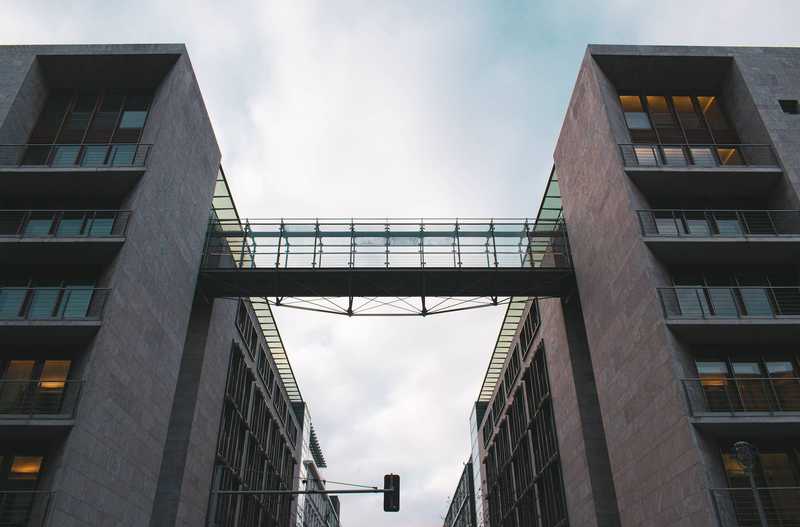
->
[210, 473, 400, 512]
[212, 488, 391, 496]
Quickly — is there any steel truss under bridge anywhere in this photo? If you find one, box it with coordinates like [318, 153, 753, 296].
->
[199, 218, 573, 316]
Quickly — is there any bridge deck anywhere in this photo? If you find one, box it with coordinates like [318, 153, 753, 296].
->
[199, 267, 574, 298]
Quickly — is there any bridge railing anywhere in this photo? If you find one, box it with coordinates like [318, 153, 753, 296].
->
[203, 218, 571, 270]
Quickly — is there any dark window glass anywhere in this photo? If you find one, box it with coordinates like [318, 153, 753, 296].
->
[27, 95, 71, 144]
[698, 95, 738, 143]
[84, 94, 123, 144]
[57, 94, 97, 144]
[673, 96, 712, 143]
[646, 95, 682, 143]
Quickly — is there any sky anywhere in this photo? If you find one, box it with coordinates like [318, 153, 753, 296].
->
[3, 1, 800, 525]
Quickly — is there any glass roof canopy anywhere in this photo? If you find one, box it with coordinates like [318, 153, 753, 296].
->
[212, 168, 302, 403]
[477, 167, 563, 402]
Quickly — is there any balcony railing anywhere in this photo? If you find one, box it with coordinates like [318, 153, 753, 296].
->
[0, 287, 110, 321]
[638, 210, 800, 238]
[204, 218, 570, 270]
[0, 210, 131, 238]
[620, 144, 779, 169]
[0, 143, 151, 168]
[0, 491, 53, 526]
[712, 487, 800, 527]
[0, 380, 82, 419]
[658, 287, 800, 320]
[682, 378, 800, 416]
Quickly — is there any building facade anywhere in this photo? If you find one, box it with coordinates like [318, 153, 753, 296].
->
[462, 45, 800, 527]
[442, 462, 477, 527]
[0, 44, 332, 527]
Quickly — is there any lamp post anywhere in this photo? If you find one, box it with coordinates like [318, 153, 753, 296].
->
[733, 441, 768, 527]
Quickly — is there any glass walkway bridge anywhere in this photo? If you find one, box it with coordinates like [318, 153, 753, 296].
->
[200, 217, 572, 316]
[199, 169, 573, 316]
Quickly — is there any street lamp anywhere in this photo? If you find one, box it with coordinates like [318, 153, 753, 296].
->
[733, 441, 768, 527]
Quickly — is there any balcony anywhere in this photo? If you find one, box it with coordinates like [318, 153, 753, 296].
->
[682, 378, 800, 435]
[0, 287, 110, 344]
[0, 491, 53, 526]
[712, 487, 800, 527]
[0, 143, 151, 199]
[0, 210, 131, 264]
[637, 210, 800, 264]
[658, 286, 800, 343]
[619, 144, 782, 199]
[0, 380, 82, 436]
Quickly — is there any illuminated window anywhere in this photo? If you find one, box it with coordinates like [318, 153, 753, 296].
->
[619, 96, 651, 130]
[39, 360, 70, 390]
[9, 456, 43, 480]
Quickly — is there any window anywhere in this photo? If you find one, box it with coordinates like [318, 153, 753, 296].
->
[779, 99, 799, 115]
[0, 359, 72, 415]
[8, 457, 43, 481]
[695, 356, 800, 412]
[619, 94, 741, 147]
[619, 95, 651, 130]
[483, 342, 567, 527]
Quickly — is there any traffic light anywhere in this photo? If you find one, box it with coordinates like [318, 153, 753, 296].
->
[383, 474, 400, 512]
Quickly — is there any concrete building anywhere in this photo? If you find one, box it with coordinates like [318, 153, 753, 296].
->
[465, 45, 800, 527]
[0, 44, 332, 527]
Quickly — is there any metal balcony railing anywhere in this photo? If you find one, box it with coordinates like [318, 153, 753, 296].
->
[0, 287, 110, 321]
[682, 378, 800, 416]
[658, 286, 800, 319]
[0, 143, 151, 168]
[0, 380, 82, 419]
[0, 210, 131, 238]
[0, 491, 53, 526]
[711, 487, 800, 527]
[638, 210, 800, 238]
[619, 144, 779, 169]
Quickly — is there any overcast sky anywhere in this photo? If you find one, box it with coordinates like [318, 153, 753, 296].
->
[3, 1, 800, 526]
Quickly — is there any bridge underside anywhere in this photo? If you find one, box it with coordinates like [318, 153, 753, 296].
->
[199, 267, 574, 299]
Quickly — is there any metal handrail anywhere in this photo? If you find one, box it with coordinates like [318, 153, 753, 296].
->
[681, 377, 800, 416]
[658, 286, 800, 319]
[619, 143, 779, 168]
[637, 209, 800, 237]
[0, 380, 83, 419]
[0, 287, 111, 321]
[0, 210, 131, 238]
[203, 218, 571, 270]
[0, 490, 54, 526]
[711, 486, 800, 527]
[0, 143, 151, 168]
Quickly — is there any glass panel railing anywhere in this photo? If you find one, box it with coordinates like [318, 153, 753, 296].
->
[620, 144, 779, 169]
[0, 287, 110, 321]
[711, 487, 800, 527]
[0, 380, 82, 417]
[0, 144, 151, 168]
[638, 210, 800, 238]
[203, 219, 569, 270]
[0, 210, 130, 239]
[659, 287, 800, 320]
[0, 491, 54, 526]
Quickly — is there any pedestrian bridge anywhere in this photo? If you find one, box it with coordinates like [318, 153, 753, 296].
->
[199, 218, 573, 316]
